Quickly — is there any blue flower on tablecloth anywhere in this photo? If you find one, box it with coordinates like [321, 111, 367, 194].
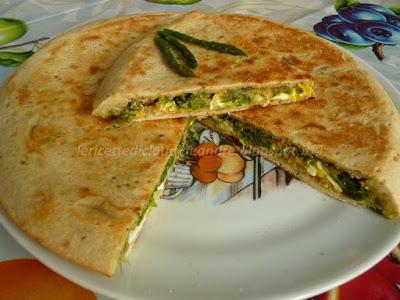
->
[313, 2, 400, 60]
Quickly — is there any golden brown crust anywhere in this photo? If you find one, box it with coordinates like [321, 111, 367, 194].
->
[0, 13, 187, 276]
[93, 11, 312, 118]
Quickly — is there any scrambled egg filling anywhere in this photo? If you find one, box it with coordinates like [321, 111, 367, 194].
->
[117, 83, 314, 121]
[209, 116, 379, 209]
[120, 173, 164, 259]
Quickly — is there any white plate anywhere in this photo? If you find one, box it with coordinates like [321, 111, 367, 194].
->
[1, 55, 400, 300]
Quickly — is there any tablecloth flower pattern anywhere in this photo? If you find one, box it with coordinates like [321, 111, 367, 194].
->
[314, 2, 400, 60]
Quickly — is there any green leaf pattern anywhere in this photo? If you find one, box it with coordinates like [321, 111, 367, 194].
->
[0, 17, 31, 67]
[0, 18, 28, 46]
[0, 51, 33, 67]
[389, 7, 400, 15]
[145, 0, 202, 4]
[334, 0, 359, 11]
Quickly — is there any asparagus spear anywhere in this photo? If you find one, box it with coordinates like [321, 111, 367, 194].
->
[154, 35, 195, 77]
[158, 31, 197, 68]
[161, 28, 247, 56]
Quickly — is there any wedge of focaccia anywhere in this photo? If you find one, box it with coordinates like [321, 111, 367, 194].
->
[92, 11, 314, 122]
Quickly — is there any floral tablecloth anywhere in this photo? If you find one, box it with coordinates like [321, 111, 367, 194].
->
[0, 1, 399, 299]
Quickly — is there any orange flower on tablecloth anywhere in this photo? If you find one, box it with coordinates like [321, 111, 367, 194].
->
[0, 259, 96, 300]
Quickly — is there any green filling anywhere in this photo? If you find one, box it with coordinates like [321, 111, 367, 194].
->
[273, 86, 292, 95]
[331, 172, 370, 200]
[119, 119, 193, 261]
[119, 102, 145, 122]
[116, 83, 313, 122]
[210, 116, 377, 206]
[231, 119, 273, 149]
[178, 121, 210, 161]
[135, 151, 176, 225]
